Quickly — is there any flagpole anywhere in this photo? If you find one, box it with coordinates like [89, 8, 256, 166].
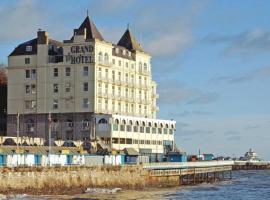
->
[48, 113, 52, 166]
[16, 112, 20, 166]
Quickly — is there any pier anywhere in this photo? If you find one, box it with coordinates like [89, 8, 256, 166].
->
[233, 161, 270, 170]
[143, 161, 233, 186]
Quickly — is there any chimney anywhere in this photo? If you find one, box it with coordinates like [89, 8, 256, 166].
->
[37, 30, 49, 45]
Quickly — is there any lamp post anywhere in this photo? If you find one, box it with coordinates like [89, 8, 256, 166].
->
[16, 112, 20, 166]
[48, 113, 52, 166]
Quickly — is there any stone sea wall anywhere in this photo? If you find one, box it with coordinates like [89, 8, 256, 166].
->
[0, 166, 151, 195]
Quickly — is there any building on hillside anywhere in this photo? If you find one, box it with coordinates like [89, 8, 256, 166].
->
[7, 15, 176, 158]
[0, 68, 7, 136]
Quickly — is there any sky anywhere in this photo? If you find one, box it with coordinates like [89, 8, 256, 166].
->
[0, 0, 270, 160]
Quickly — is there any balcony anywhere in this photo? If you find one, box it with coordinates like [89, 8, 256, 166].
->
[151, 105, 159, 111]
[152, 93, 159, 99]
[139, 69, 150, 76]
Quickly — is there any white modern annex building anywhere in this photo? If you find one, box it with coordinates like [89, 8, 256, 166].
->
[7, 15, 176, 158]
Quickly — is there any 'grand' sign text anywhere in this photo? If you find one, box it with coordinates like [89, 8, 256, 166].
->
[65, 45, 94, 64]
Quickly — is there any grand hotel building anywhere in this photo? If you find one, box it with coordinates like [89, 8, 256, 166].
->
[7, 16, 176, 157]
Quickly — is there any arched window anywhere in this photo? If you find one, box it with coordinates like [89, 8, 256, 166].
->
[122, 120, 126, 125]
[154, 123, 158, 127]
[136, 121, 139, 126]
[148, 122, 152, 127]
[104, 53, 109, 63]
[142, 121, 146, 127]
[115, 119, 119, 124]
[98, 118, 108, 124]
[98, 52, 103, 62]
[129, 120, 133, 125]
[165, 124, 169, 128]
[25, 119, 34, 133]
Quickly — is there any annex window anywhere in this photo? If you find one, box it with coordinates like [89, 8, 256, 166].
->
[25, 70, 30, 78]
[104, 53, 109, 63]
[65, 83, 71, 93]
[53, 99, 58, 110]
[53, 84, 58, 93]
[83, 98, 89, 108]
[83, 82, 88, 92]
[25, 100, 36, 110]
[25, 58, 30, 64]
[26, 46, 32, 52]
[53, 68, 58, 77]
[83, 66, 88, 76]
[25, 119, 35, 133]
[65, 67, 71, 77]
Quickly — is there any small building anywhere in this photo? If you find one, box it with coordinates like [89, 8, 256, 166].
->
[166, 152, 187, 162]
[124, 148, 140, 164]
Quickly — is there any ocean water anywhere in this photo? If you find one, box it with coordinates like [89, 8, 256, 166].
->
[5, 170, 270, 200]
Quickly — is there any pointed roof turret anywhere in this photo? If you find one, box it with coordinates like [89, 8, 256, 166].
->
[76, 16, 104, 40]
[117, 28, 143, 52]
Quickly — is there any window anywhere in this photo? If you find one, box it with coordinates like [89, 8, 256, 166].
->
[25, 85, 30, 94]
[65, 83, 71, 93]
[146, 127, 150, 133]
[133, 126, 138, 132]
[118, 60, 121, 66]
[120, 125, 125, 131]
[158, 128, 162, 134]
[139, 140, 144, 144]
[112, 138, 119, 144]
[113, 124, 118, 131]
[98, 118, 108, 124]
[53, 68, 58, 77]
[65, 67, 71, 76]
[83, 98, 89, 108]
[53, 84, 58, 93]
[25, 84, 36, 94]
[144, 63, 147, 71]
[98, 52, 103, 62]
[120, 138, 125, 144]
[104, 53, 109, 63]
[169, 129, 173, 135]
[125, 62, 129, 68]
[53, 99, 58, 110]
[25, 58, 30, 64]
[140, 126, 144, 133]
[26, 69, 36, 79]
[83, 82, 88, 92]
[83, 66, 88, 76]
[31, 69, 36, 79]
[82, 119, 90, 130]
[152, 128, 156, 134]
[25, 119, 34, 132]
[112, 59, 115, 65]
[126, 138, 132, 144]
[139, 62, 142, 71]
[25, 70, 30, 78]
[25, 100, 36, 110]
[127, 125, 132, 132]
[26, 46, 32, 52]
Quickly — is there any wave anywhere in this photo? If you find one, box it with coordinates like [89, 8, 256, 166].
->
[85, 188, 122, 194]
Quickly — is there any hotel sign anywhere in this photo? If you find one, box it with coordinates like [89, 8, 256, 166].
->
[65, 45, 94, 64]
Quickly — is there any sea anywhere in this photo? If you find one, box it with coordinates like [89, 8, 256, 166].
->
[3, 170, 270, 200]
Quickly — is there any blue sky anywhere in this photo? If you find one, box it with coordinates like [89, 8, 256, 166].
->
[0, 0, 270, 159]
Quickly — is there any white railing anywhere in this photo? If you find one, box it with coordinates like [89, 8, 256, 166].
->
[143, 160, 235, 170]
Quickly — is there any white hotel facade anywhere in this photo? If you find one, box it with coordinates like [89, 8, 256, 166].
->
[7, 16, 176, 157]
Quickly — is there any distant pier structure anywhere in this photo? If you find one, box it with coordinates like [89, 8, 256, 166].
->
[143, 161, 233, 186]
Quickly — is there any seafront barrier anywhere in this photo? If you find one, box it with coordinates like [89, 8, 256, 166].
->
[0, 161, 234, 195]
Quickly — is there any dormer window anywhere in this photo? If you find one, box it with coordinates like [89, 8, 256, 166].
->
[26, 46, 32, 52]
[115, 48, 119, 54]
[128, 52, 131, 57]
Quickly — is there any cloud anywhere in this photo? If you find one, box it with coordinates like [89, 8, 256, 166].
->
[224, 130, 240, 136]
[0, 1, 42, 43]
[244, 125, 260, 130]
[158, 80, 219, 105]
[136, 1, 208, 57]
[226, 135, 242, 141]
[210, 66, 270, 84]
[203, 29, 270, 56]
[179, 129, 214, 137]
